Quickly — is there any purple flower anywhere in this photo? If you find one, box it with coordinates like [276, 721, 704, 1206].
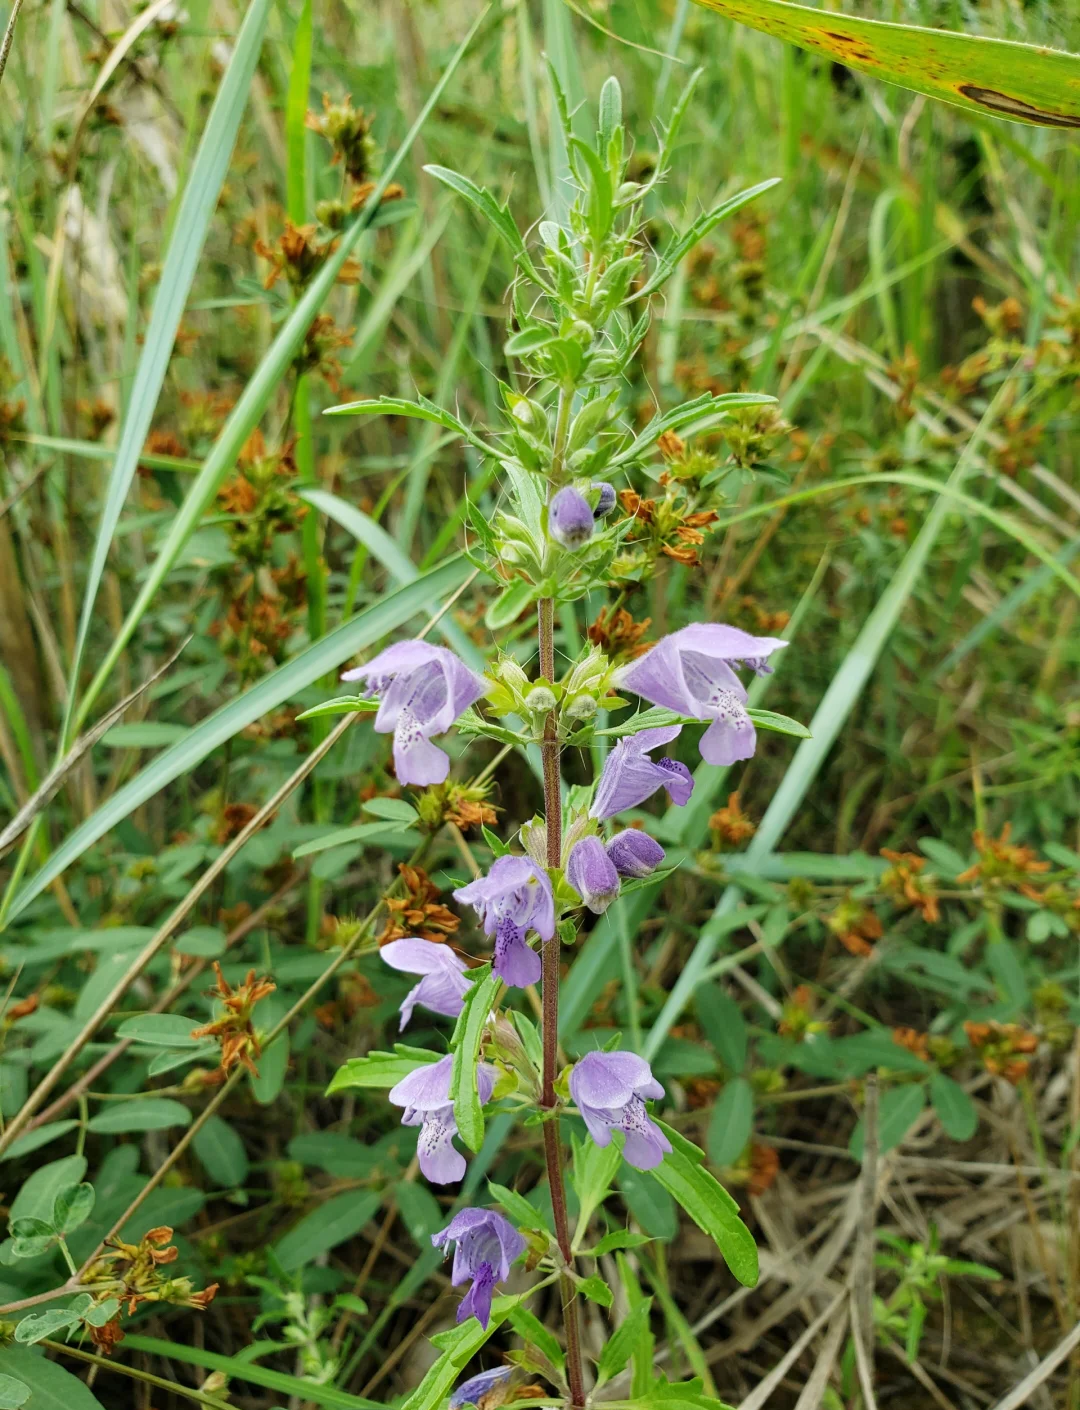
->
[388, 1054, 496, 1184]
[453, 856, 554, 989]
[569, 1050, 672, 1171]
[450, 1367, 515, 1408]
[606, 828, 666, 878]
[432, 1207, 526, 1329]
[615, 624, 787, 767]
[341, 641, 485, 787]
[590, 725, 694, 821]
[380, 938, 471, 1030]
[593, 481, 617, 518]
[567, 836, 621, 914]
[549, 486, 594, 548]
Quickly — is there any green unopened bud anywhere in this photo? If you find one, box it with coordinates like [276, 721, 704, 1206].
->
[525, 686, 557, 714]
[565, 693, 597, 720]
[615, 181, 642, 203]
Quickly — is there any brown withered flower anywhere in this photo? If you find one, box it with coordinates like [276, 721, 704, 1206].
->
[893, 1027, 931, 1062]
[381, 863, 460, 944]
[956, 824, 1050, 892]
[191, 963, 276, 1081]
[618, 487, 718, 569]
[880, 849, 940, 923]
[778, 985, 828, 1041]
[964, 1020, 1038, 1085]
[306, 92, 377, 183]
[587, 605, 652, 662]
[84, 1226, 218, 1327]
[826, 895, 883, 958]
[710, 792, 756, 849]
[254, 219, 362, 292]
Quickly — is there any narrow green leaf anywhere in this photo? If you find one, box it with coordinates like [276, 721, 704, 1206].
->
[450, 967, 499, 1152]
[597, 1299, 652, 1385]
[648, 1122, 758, 1286]
[193, 1114, 251, 1187]
[746, 707, 811, 740]
[273, 1190, 382, 1272]
[120, 1335, 382, 1408]
[706, 1078, 754, 1167]
[690, 0, 1080, 127]
[487, 1180, 551, 1233]
[0, 1121, 79, 1163]
[400, 1294, 521, 1410]
[327, 1047, 438, 1094]
[285, 0, 313, 224]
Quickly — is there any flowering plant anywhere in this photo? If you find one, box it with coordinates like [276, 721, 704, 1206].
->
[322, 73, 803, 1409]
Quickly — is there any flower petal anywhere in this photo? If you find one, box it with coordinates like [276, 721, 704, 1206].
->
[381, 938, 466, 976]
[393, 709, 451, 785]
[700, 709, 757, 766]
[388, 1053, 453, 1112]
[493, 918, 542, 988]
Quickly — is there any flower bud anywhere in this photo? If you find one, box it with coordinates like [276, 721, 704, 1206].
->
[525, 686, 558, 714]
[564, 692, 597, 720]
[592, 482, 617, 518]
[606, 828, 665, 878]
[567, 836, 621, 914]
[549, 487, 594, 549]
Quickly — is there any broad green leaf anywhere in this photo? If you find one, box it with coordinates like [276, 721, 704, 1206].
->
[52, 1182, 94, 1234]
[0, 1349, 105, 1410]
[14, 1303, 87, 1345]
[691, 0, 1080, 127]
[850, 1083, 928, 1160]
[11, 1156, 87, 1225]
[115, 1013, 203, 1047]
[930, 1073, 978, 1143]
[6, 556, 472, 922]
[649, 1122, 758, 1286]
[0, 1373, 30, 1409]
[87, 1098, 192, 1134]
[485, 577, 536, 631]
[706, 1078, 754, 1167]
[289, 1131, 385, 1178]
[327, 1046, 438, 1094]
[62, 0, 273, 746]
[0, 1121, 79, 1163]
[450, 967, 499, 1152]
[193, 1115, 251, 1187]
[250, 994, 289, 1106]
[361, 797, 419, 824]
[121, 1335, 382, 1408]
[273, 1190, 382, 1272]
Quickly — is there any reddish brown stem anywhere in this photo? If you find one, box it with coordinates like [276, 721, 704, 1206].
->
[537, 596, 586, 1409]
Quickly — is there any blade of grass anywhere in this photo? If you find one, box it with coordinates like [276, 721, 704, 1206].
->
[1, 556, 473, 927]
[120, 1336, 381, 1410]
[61, 0, 274, 750]
[689, 0, 1080, 127]
[71, 8, 488, 740]
[641, 378, 1014, 1060]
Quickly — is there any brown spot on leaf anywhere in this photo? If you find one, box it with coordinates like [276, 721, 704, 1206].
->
[956, 84, 1080, 127]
